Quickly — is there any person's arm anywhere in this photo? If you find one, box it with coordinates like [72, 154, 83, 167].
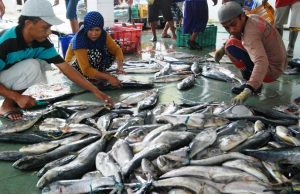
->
[245, 40, 269, 90]
[0, 84, 36, 108]
[106, 34, 126, 74]
[55, 62, 114, 106]
[74, 49, 122, 86]
[0, 0, 5, 18]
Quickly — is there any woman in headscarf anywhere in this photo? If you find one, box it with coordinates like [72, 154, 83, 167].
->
[65, 11, 125, 87]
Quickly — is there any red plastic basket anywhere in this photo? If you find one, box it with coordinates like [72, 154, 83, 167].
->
[110, 26, 142, 53]
[114, 22, 144, 30]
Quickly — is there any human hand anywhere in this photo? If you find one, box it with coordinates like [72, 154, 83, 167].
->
[231, 88, 251, 104]
[95, 91, 114, 107]
[214, 47, 225, 63]
[108, 75, 122, 87]
[16, 95, 36, 109]
[116, 61, 126, 74]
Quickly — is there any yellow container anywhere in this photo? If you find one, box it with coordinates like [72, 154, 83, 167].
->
[248, 2, 275, 25]
[138, 4, 148, 18]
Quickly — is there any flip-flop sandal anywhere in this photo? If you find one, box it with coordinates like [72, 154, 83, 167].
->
[161, 34, 171, 38]
[0, 110, 23, 121]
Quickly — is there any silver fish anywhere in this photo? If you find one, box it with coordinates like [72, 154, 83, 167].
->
[141, 158, 159, 180]
[137, 89, 159, 111]
[81, 170, 103, 180]
[19, 134, 86, 155]
[96, 113, 118, 132]
[66, 106, 105, 124]
[125, 124, 163, 143]
[42, 177, 116, 194]
[153, 74, 191, 83]
[96, 152, 123, 184]
[39, 118, 66, 132]
[191, 62, 202, 76]
[177, 75, 196, 90]
[53, 100, 102, 109]
[124, 63, 161, 74]
[222, 181, 275, 194]
[110, 139, 133, 168]
[13, 136, 99, 170]
[153, 177, 220, 194]
[115, 90, 155, 108]
[0, 115, 41, 134]
[189, 128, 217, 158]
[190, 152, 258, 166]
[37, 154, 77, 178]
[122, 143, 170, 177]
[160, 166, 260, 183]
[37, 135, 109, 188]
[222, 159, 269, 183]
[275, 125, 300, 146]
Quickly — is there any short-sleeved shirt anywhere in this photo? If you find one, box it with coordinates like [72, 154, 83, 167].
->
[0, 26, 64, 72]
[243, 14, 287, 89]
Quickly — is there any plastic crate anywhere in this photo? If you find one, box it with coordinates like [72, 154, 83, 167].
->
[59, 34, 75, 58]
[110, 26, 142, 53]
[248, 2, 275, 25]
[176, 25, 217, 48]
[114, 22, 144, 30]
[131, 4, 139, 18]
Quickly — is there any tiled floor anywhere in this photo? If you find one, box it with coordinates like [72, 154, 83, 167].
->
[0, 3, 300, 193]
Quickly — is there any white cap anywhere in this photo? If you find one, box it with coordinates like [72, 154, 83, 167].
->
[21, 0, 64, 25]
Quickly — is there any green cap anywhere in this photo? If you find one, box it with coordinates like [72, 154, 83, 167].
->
[218, 1, 243, 23]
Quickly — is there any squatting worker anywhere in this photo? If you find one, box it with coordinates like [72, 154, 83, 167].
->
[0, 0, 113, 121]
[65, 11, 125, 86]
[214, 1, 287, 104]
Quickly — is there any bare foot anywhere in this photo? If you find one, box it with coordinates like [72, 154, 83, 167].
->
[0, 98, 23, 121]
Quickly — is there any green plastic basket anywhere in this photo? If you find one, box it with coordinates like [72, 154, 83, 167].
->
[176, 25, 217, 47]
[131, 5, 139, 18]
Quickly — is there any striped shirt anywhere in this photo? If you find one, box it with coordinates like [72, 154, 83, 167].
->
[0, 25, 64, 71]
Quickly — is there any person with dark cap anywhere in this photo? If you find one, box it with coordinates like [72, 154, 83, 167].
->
[65, 11, 125, 86]
[215, 1, 287, 104]
[0, 0, 114, 120]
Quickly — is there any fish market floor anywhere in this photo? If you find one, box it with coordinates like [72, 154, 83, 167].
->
[0, 26, 300, 193]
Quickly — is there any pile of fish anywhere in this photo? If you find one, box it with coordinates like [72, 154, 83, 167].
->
[0, 90, 300, 194]
[108, 57, 243, 91]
